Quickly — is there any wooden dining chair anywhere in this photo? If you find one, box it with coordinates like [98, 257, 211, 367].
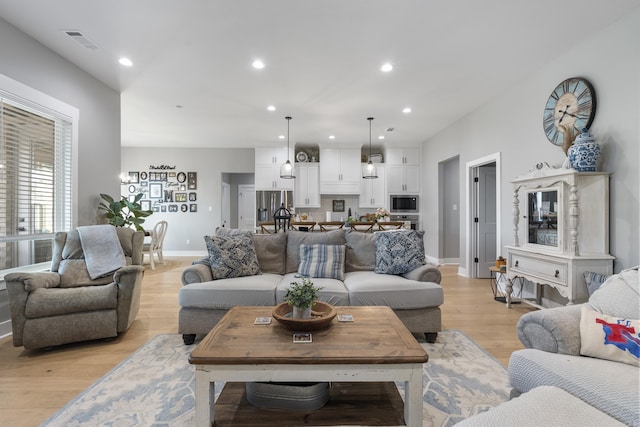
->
[348, 221, 375, 232]
[317, 221, 345, 231]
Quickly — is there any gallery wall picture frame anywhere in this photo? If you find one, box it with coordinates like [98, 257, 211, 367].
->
[189, 192, 197, 201]
[128, 172, 139, 183]
[161, 205, 167, 212]
[128, 195, 136, 202]
[140, 200, 151, 211]
[168, 204, 178, 212]
[175, 192, 187, 202]
[149, 183, 163, 198]
[332, 199, 345, 212]
[190, 204, 197, 212]
[188, 172, 197, 190]
[181, 204, 188, 212]
[128, 185, 136, 193]
[140, 171, 148, 180]
[177, 172, 187, 183]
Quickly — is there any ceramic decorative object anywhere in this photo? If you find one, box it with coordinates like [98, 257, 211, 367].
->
[568, 128, 600, 172]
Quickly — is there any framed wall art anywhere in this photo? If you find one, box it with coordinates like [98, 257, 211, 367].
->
[149, 183, 163, 198]
[188, 172, 197, 190]
[175, 192, 187, 202]
[332, 199, 345, 212]
[128, 172, 139, 184]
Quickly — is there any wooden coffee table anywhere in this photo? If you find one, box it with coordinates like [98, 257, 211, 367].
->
[189, 305, 428, 427]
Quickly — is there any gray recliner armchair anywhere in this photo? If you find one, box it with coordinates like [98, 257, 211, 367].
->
[5, 226, 145, 350]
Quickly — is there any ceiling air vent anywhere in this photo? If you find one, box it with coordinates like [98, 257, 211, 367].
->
[63, 30, 99, 50]
[386, 127, 395, 132]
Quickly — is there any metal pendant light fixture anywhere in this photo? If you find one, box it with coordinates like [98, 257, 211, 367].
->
[280, 116, 295, 179]
[362, 117, 378, 179]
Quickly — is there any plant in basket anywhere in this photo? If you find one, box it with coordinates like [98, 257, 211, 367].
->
[284, 278, 323, 319]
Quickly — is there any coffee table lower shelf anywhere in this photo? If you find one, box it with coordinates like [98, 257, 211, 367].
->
[213, 381, 405, 427]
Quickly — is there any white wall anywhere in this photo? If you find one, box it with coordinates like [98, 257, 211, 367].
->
[121, 147, 254, 254]
[421, 10, 640, 272]
[0, 17, 121, 226]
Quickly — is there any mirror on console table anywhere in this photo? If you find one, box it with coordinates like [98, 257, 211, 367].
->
[505, 163, 614, 309]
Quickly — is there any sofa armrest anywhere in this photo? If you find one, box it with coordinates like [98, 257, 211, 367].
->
[401, 263, 441, 284]
[4, 272, 60, 346]
[181, 263, 213, 285]
[516, 303, 585, 356]
[114, 265, 145, 332]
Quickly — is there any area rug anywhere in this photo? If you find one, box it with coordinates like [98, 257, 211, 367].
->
[41, 331, 510, 427]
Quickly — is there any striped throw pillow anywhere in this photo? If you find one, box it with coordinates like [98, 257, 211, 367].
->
[298, 244, 346, 280]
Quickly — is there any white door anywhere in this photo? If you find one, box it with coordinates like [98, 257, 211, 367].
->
[238, 185, 255, 230]
[221, 182, 231, 229]
[475, 164, 496, 278]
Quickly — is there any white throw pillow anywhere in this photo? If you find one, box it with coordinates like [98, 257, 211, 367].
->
[580, 306, 640, 367]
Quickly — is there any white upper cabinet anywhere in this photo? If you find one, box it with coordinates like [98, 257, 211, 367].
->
[254, 147, 295, 191]
[294, 163, 320, 208]
[386, 148, 421, 194]
[385, 148, 420, 166]
[319, 148, 361, 194]
[359, 164, 387, 208]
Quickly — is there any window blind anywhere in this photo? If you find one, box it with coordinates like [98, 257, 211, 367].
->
[0, 98, 72, 270]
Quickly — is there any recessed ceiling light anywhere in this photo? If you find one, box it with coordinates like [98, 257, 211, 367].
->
[118, 57, 133, 67]
[381, 63, 393, 72]
[176, 105, 184, 109]
[329, 135, 336, 140]
[252, 59, 265, 69]
[402, 107, 412, 113]
[378, 135, 385, 140]
[279, 135, 285, 139]
[267, 105, 276, 111]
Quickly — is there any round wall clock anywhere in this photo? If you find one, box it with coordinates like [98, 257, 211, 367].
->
[543, 77, 596, 148]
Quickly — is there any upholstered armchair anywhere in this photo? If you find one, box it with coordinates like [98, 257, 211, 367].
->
[5, 226, 145, 350]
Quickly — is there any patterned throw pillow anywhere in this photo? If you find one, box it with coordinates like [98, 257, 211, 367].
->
[374, 230, 426, 275]
[204, 235, 260, 279]
[580, 306, 640, 367]
[298, 244, 346, 280]
[584, 271, 609, 296]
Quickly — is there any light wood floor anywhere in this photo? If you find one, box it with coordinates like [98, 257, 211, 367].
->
[0, 259, 535, 427]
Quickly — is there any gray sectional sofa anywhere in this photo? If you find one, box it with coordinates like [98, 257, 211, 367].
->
[178, 229, 443, 344]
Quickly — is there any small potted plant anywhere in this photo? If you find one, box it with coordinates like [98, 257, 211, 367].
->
[284, 278, 323, 319]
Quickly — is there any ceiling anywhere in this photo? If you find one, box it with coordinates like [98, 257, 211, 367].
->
[1, 1, 638, 149]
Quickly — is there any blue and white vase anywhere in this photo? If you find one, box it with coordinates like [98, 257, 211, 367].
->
[568, 128, 600, 172]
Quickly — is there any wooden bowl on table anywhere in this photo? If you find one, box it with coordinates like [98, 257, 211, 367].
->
[272, 301, 337, 331]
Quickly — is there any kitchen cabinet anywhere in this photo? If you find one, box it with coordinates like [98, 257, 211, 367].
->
[386, 148, 421, 194]
[319, 148, 360, 194]
[359, 164, 386, 208]
[387, 164, 420, 194]
[506, 164, 613, 307]
[294, 163, 320, 208]
[254, 147, 294, 191]
[385, 148, 420, 165]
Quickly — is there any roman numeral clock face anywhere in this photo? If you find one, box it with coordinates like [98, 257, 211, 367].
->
[543, 77, 596, 146]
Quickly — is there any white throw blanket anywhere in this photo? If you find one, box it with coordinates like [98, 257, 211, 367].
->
[77, 225, 126, 279]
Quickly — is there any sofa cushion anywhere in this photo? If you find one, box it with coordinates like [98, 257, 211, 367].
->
[286, 229, 345, 274]
[374, 229, 426, 275]
[580, 306, 640, 367]
[179, 273, 282, 309]
[298, 244, 346, 280]
[252, 233, 287, 275]
[344, 230, 376, 272]
[343, 271, 443, 309]
[204, 235, 260, 279]
[25, 283, 118, 318]
[509, 348, 640, 426]
[589, 267, 639, 319]
[276, 273, 349, 307]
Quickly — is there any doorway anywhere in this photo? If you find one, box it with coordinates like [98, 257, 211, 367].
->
[238, 184, 256, 231]
[465, 153, 501, 279]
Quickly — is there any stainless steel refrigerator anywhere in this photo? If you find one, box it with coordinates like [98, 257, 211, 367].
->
[256, 190, 293, 222]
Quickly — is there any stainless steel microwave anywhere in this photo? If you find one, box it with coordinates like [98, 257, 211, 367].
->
[390, 195, 419, 213]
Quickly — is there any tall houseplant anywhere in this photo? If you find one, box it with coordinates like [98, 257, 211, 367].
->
[98, 193, 152, 231]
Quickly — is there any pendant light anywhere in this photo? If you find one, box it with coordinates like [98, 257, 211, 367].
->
[279, 116, 295, 179]
[362, 117, 378, 179]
